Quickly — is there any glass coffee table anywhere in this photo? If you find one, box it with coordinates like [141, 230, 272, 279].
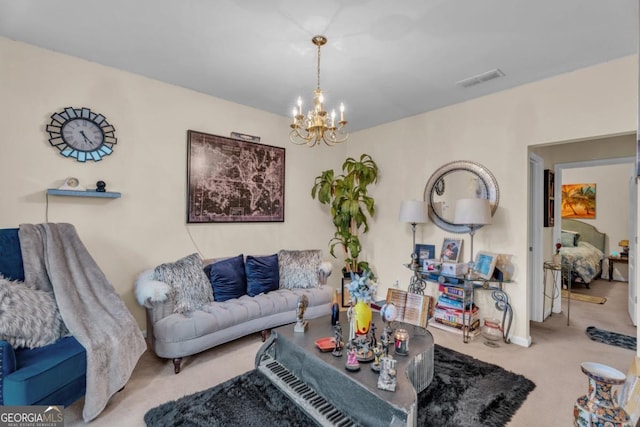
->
[255, 316, 434, 426]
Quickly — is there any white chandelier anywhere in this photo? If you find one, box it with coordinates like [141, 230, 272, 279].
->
[290, 35, 348, 147]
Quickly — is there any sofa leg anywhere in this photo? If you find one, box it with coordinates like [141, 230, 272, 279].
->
[173, 358, 182, 374]
[261, 329, 271, 342]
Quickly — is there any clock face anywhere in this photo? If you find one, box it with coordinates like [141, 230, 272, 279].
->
[46, 107, 117, 162]
[61, 118, 104, 151]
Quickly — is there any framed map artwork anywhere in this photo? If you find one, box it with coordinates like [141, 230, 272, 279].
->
[187, 130, 285, 223]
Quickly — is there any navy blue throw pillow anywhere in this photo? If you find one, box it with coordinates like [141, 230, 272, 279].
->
[209, 255, 247, 302]
[246, 254, 280, 297]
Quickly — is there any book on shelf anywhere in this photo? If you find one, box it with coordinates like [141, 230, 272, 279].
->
[434, 305, 479, 326]
[430, 319, 481, 337]
[439, 284, 465, 299]
[385, 288, 433, 328]
[436, 294, 471, 310]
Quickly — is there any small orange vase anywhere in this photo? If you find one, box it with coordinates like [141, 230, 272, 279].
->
[353, 300, 372, 336]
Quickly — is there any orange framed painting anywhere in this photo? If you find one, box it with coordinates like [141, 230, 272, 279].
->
[561, 183, 596, 219]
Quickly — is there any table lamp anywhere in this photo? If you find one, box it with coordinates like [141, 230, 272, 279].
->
[619, 240, 629, 257]
[453, 198, 492, 275]
[399, 200, 428, 269]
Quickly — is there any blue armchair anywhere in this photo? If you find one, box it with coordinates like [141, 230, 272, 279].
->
[0, 228, 86, 406]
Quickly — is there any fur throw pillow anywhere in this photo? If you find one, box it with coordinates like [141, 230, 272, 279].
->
[278, 249, 321, 289]
[153, 253, 213, 315]
[0, 274, 69, 349]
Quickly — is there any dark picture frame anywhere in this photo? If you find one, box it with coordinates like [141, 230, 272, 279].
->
[415, 244, 436, 263]
[187, 130, 285, 223]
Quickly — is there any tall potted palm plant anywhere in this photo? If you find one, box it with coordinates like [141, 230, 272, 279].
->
[311, 153, 378, 276]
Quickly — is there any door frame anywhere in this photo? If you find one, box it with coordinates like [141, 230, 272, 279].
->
[529, 152, 544, 322]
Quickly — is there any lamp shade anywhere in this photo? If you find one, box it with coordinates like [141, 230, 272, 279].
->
[399, 200, 428, 224]
[453, 198, 492, 226]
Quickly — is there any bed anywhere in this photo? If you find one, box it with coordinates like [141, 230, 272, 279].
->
[559, 219, 606, 288]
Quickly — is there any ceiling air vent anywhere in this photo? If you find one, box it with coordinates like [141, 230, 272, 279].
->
[456, 68, 505, 88]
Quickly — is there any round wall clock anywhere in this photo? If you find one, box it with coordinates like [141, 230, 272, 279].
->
[46, 107, 117, 162]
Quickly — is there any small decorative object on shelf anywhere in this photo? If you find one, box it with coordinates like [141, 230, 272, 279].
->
[494, 254, 514, 281]
[371, 343, 383, 372]
[345, 341, 360, 371]
[394, 328, 409, 356]
[377, 356, 398, 391]
[574, 362, 632, 426]
[294, 295, 309, 333]
[59, 177, 84, 191]
[96, 180, 106, 192]
[332, 322, 344, 357]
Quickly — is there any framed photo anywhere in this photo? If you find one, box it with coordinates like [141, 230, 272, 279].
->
[187, 130, 285, 223]
[415, 244, 436, 264]
[474, 251, 498, 280]
[342, 277, 352, 307]
[440, 238, 463, 263]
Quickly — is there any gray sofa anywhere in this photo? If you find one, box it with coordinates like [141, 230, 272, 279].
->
[135, 250, 333, 373]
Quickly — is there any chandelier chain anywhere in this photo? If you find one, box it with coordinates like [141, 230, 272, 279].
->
[317, 42, 321, 90]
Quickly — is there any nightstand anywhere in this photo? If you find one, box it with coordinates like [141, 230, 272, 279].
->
[608, 256, 629, 282]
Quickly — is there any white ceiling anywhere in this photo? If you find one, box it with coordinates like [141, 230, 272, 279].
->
[0, 0, 637, 132]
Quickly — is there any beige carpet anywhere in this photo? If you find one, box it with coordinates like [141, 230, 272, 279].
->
[62, 278, 637, 427]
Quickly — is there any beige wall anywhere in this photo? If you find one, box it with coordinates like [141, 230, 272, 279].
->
[0, 37, 344, 329]
[347, 55, 637, 346]
[2, 35, 637, 345]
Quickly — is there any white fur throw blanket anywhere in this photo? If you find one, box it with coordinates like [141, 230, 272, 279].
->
[19, 223, 146, 422]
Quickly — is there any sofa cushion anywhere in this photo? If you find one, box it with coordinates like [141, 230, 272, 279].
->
[0, 228, 25, 282]
[209, 255, 247, 302]
[0, 275, 69, 349]
[245, 254, 280, 297]
[154, 253, 213, 314]
[278, 249, 321, 289]
[4, 336, 86, 405]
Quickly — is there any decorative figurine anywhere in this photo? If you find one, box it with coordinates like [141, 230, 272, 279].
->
[332, 322, 344, 357]
[371, 343, 383, 372]
[369, 322, 377, 348]
[377, 356, 397, 391]
[345, 341, 360, 371]
[294, 295, 309, 333]
[381, 324, 393, 358]
[96, 180, 106, 192]
[347, 302, 356, 342]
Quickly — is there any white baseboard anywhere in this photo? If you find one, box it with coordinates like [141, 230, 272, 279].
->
[508, 334, 532, 347]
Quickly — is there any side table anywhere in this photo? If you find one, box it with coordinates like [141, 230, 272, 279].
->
[608, 256, 629, 282]
[543, 260, 572, 325]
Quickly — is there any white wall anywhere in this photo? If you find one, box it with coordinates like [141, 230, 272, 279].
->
[0, 37, 344, 328]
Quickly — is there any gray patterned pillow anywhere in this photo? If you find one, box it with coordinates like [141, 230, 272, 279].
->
[278, 249, 321, 289]
[154, 253, 213, 314]
[0, 275, 69, 349]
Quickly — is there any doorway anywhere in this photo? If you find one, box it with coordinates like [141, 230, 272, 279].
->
[528, 134, 636, 329]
